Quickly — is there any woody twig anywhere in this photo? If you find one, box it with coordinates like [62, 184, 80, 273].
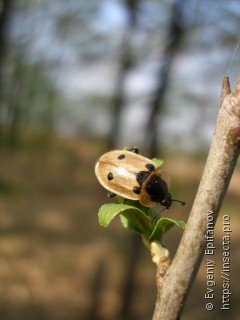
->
[153, 76, 240, 320]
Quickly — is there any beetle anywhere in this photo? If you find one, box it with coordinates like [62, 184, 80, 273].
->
[95, 148, 185, 210]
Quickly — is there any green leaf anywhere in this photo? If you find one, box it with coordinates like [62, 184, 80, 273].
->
[149, 218, 186, 241]
[98, 197, 186, 244]
[98, 204, 127, 227]
[119, 207, 153, 237]
[151, 158, 164, 167]
[98, 203, 153, 237]
[120, 214, 143, 234]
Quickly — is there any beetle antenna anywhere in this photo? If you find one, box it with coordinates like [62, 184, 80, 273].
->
[150, 207, 166, 224]
[150, 200, 185, 224]
[172, 199, 185, 206]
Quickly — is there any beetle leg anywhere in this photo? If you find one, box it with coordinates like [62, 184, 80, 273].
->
[128, 147, 139, 154]
[107, 191, 116, 198]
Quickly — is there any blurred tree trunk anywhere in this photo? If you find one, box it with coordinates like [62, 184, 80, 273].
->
[0, 0, 13, 146]
[108, 2, 145, 320]
[120, 2, 185, 312]
[146, 0, 185, 158]
[7, 59, 25, 149]
[107, 0, 138, 150]
[119, 232, 142, 320]
[88, 259, 105, 320]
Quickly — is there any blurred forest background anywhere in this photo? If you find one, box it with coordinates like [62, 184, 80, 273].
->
[0, 0, 240, 319]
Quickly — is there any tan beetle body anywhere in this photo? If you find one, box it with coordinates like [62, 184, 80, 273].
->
[95, 150, 173, 208]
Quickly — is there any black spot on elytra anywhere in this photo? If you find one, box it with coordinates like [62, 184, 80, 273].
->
[107, 172, 113, 180]
[145, 163, 155, 172]
[118, 154, 125, 160]
[133, 186, 141, 194]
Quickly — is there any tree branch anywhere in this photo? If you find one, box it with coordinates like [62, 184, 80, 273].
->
[153, 76, 240, 320]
